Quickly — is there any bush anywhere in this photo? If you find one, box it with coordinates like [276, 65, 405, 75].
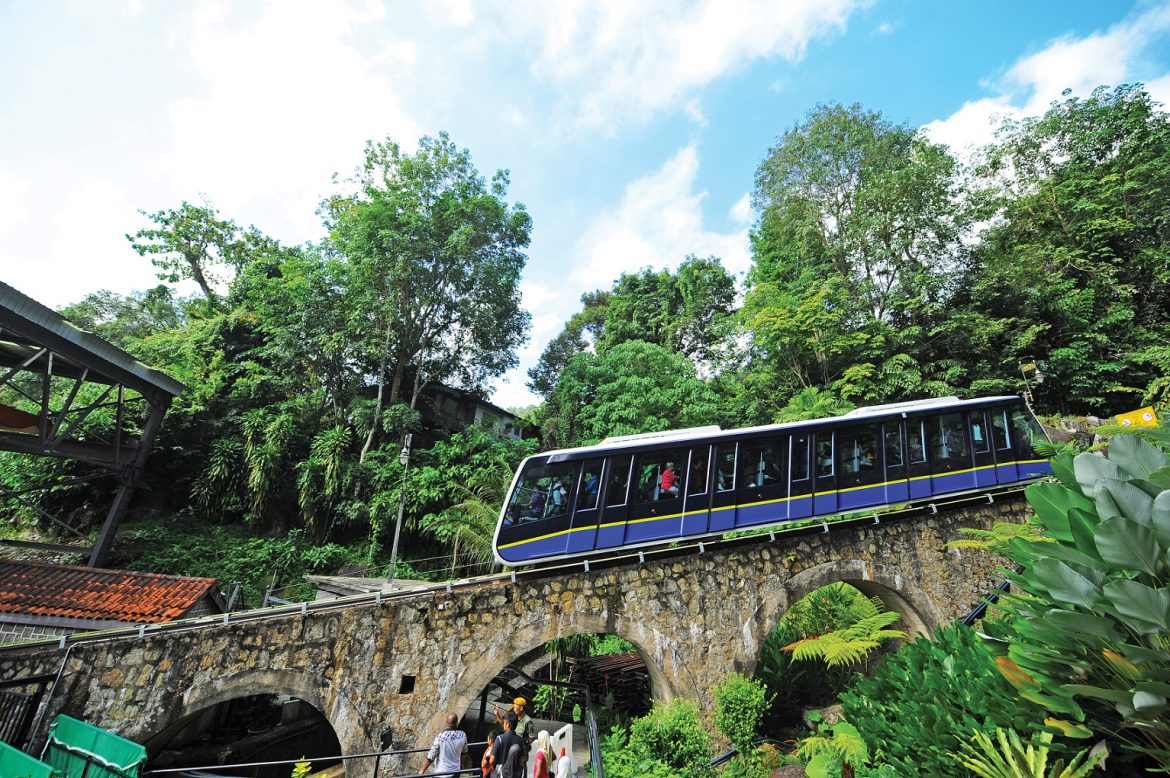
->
[714, 673, 770, 754]
[838, 623, 1047, 777]
[628, 698, 712, 777]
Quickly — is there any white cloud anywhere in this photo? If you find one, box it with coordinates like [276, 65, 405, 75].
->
[513, 0, 867, 133]
[925, 3, 1170, 154]
[728, 192, 752, 226]
[871, 21, 900, 36]
[160, 0, 423, 243]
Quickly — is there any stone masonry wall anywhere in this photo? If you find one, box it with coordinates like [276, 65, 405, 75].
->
[0, 493, 1030, 777]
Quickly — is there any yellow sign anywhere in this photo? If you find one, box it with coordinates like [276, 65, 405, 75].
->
[1117, 407, 1159, 428]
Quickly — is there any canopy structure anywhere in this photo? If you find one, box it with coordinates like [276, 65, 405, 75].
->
[0, 281, 187, 566]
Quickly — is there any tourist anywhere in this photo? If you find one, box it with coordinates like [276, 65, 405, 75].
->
[480, 728, 499, 777]
[418, 712, 468, 778]
[660, 461, 679, 497]
[532, 729, 554, 778]
[555, 746, 573, 778]
[489, 713, 525, 778]
[492, 697, 534, 747]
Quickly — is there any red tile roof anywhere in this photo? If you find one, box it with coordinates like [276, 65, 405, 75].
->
[0, 559, 217, 624]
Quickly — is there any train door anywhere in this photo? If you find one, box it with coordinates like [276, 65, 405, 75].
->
[927, 411, 976, 494]
[882, 421, 909, 504]
[566, 458, 604, 554]
[1012, 405, 1052, 479]
[681, 445, 713, 537]
[735, 436, 789, 528]
[709, 443, 738, 532]
[812, 430, 837, 515]
[906, 417, 931, 499]
[836, 425, 883, 511]
[594, 454, 632, 550]
[624, 447, 687, 544]
[990, 407, 1015, 482]
[970, 411, 997, 488]
[789, 432, 813, 521]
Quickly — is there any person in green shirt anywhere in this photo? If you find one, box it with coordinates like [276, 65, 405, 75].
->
[493, 697, 535, 751]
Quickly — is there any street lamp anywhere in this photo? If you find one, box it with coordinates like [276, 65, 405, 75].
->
[386, 433, 412, 589]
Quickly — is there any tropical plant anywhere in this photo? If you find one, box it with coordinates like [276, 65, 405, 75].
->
[953, 728, 1106, 778]
[627, 698, 713, 778]
[797, 716, 873, 778]
[839, 623, 1047, 777]
[783, 594, 907, 670]
[990, 432, 1170, 770]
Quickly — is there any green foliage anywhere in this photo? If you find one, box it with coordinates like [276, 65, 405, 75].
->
[714, 673, 771, 756]
[290, 758, 312, 778]
[627, 698, 712, 777]
[988, 433, 1170, 770]
[594, 634, 637, 655]
[953, 728, 1107, 778]
[798, 719, 870, 775]
[783, 596, 906, 669]
[839, 623, 1048, 777]
[599, 726, 680, 778]
[755, 583, 891, 731]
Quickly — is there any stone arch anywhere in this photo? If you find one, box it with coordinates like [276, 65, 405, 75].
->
[161, 668, 369, 759]
[415, 609, 694, 752]
[739, 559, 943, 675]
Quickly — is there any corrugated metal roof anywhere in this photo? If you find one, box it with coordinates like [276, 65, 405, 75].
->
[0, 559, 216, 624]
[0, 280, 187, 397]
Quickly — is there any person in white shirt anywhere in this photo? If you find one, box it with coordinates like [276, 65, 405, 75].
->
[419, 713, 468, 778]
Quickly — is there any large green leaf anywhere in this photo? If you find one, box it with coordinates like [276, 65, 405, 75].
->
[1074, 452, 1129, 496]
[1102, 580, 1170, 634]
[1068, 507, 1102, 560]
[1134, 690, 1169, 714]
[1154, 491, 1170, 548]
[1094, 516, 1161, 577]
[1050, 452, 1082, 491]
[1109, 434, 1169, 479]
[1097, 479, 1154, 524]
[1030, 559, 1104, 610]
[1043, 610, 1121, 642]
[1026, 482, 1094, 542]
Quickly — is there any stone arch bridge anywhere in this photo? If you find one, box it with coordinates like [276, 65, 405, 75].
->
[0, 493, 1029, 776]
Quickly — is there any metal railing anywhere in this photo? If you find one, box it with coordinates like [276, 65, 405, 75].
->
[0, 673, 53, 752]
[140, 744, 486, 777]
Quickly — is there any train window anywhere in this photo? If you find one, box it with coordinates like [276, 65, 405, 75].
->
[716, 445, 736, 491]
[635, 448, 686, 503]
[1011, 407, 1047, 456]
[908, 420, 927, 463]
[884, 425, 903, 467]
[929, 413, 970, 461]
[991, 410, 1011, 450]
[605, 455, 632, 507]
[971, 412, 991, 453]
[816, 434, 834, 477]
[791, 434, 810, 481]
[577, 459, 603, 510]
[505, 462, 577, 524]
[740, 439, 783, 487]
[839, 428, 878, 474]
[688, 447, 710, 495]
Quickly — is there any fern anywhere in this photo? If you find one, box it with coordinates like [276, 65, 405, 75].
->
[953, 728, 1107, 778]
[783, 596, 907, 668]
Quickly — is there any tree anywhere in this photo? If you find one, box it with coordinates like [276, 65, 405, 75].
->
[942, 84, 1170, 415]
[540, 340, 721, 448]
[323, 132, 532, 461]
[128, 200, 259, 307]
[528, 257, 736, 398]
[746, 103, 964, 406]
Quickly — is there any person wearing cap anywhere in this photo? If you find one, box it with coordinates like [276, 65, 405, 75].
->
[492, 697, 535, 747]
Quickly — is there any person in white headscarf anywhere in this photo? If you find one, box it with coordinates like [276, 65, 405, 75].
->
[532, 730, 554, 778]
[555, 746, 573, 778]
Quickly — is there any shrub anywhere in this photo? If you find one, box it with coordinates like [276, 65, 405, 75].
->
[629, 698, 712, 777]
[839, 622, 1046, 777]
[714, 673, 770, 755]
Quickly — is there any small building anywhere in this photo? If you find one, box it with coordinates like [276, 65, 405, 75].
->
[0, 559, 223, 646]
[423, 384, 533, 440]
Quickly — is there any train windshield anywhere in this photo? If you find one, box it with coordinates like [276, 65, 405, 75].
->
[1012, 406, 1049, 456]
[505, 462, 577, 524]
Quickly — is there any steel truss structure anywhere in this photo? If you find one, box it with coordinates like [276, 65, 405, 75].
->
[0, 281, 186, 566]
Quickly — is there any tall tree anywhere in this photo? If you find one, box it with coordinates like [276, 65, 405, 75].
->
[324, 133, 532, 461]
[941, 83, 1170, 414]
[746, 103, 964, 406]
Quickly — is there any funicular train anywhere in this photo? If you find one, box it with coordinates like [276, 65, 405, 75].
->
[492, 395, 1051, 566]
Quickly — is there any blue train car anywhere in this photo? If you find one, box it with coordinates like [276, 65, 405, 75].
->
[492, 396, 1050, 566]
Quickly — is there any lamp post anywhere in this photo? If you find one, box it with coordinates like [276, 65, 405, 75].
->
[386, 433, 412, 589]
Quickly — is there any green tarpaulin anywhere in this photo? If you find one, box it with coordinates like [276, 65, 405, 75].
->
[41, 715, 146, 778]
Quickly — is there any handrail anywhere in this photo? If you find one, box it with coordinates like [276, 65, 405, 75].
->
[141, 742, 487, 776]
[0, 485, 1030, 657]
[708, 736, 789, 767]
[499, 663, 603, 778]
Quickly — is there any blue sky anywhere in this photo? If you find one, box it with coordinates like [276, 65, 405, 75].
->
[2, 0, 1169, 408]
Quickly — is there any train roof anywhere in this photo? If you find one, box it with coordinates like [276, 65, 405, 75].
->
[536, 395, 1023, 462]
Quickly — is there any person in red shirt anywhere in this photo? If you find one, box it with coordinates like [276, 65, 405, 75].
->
[660, 462, 679, 498]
